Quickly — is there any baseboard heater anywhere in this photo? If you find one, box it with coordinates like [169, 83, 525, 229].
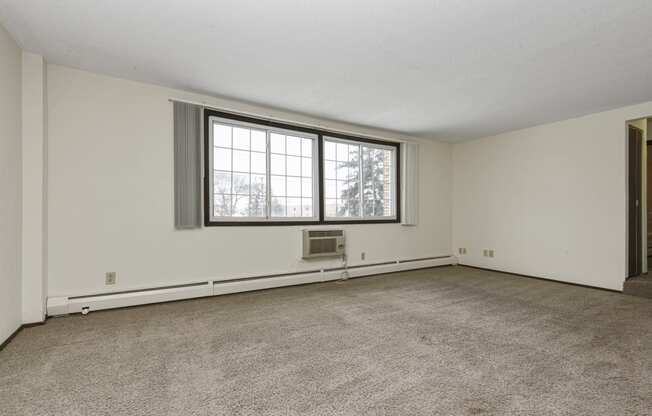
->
[47, 255, 454, 316]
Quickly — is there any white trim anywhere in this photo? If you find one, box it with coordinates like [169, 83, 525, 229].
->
[46, 256, 455, 316]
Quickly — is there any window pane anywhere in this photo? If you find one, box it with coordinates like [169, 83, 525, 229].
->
[251, 130, 266, 152]
[302, 198, 313, 217]
[271, 175, 285, 196]
[287, 177, 301, 197]
[339, 179, 359, 217]
[209, 119, 318, 222]
[363, 196, 373, 216]
[338, 198, 360, 217]
[325, 180, 336, 198]
[250, 173, 266, 218]
[249, 196, 266, 217]
[301, 139, 312, 157]
[214, 147, 231, 171]
[337, 180, 350, 198]
[233, 150, 250, 173]
[271, 197, 286, 217]
[270, 133, 285, 153]
[232, 173, 250, 195]
[324, 161, 336, 179]
[348, 144, 359, 162]
[233, 196, 249, 217]
[286, 136, 301, 156]
[251, 174, 266, 199]
[232, 127, 250, 150]
[349, 199, 361, 216]
[270, 154, 285, 175]
[287, 197, 301, 217]
[325, 199, 336, 217]
[214, 194, 232, 217]
[251, 152, 266, 174]
[214, 124, 231, 147]
[302, 157, 312, 177]
[287, 156, 301, 176]
[302, 178, 313, 198]
[384, 199, 393, 217]
[361, 145, 394, 217]
[323, 138, 367, 218]
[336, 143, 349, 161]
[375, 199, 386, 216]
[349, 162, 360, 183]
[324, 141, 336, 160]
[336, 162, 348, 181]
[214, 171, 231, 194]
[337, 198, 349, 217]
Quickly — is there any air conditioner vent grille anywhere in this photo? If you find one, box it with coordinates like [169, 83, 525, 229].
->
[303, 229, 345, 258]
[309, 238, 337, 255]
[308, 230, 343, 237]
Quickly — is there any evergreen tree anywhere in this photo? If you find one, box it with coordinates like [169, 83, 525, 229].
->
[337, 147, 388, 216]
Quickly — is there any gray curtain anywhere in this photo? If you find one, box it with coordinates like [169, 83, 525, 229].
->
[401, 142, 418, 226]
[173, 101, 202, 229]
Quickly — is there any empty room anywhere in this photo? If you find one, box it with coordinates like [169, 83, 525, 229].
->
[1, 1, 652, 415]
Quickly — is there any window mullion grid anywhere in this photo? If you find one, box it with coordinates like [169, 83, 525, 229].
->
[299, 138, 303, 217]
[210, 119, 397, 224]
[300, 138, 306, 218]
[210, 123, 215, 219]
[230, 133, 234, 215]
[392, 149, 396, 217]
[248, 132, 252, 217]
[359, 144, 364, 220]
[265, 131, 271, 219]
[284, 138, 287, 218]
[372, 149, 376, 216]
[314, 136, 319, 220]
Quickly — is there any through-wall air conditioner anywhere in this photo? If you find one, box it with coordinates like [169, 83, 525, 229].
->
[302, 229, 345, 258]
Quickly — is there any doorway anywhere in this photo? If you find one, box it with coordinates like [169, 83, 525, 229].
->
[648, 141, 652, 261]
[628, 124, 643, 278]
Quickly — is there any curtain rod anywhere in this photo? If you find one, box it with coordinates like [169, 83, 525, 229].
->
[168, 97, 407, 144]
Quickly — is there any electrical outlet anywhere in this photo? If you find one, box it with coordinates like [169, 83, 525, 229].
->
[361, 252, 366, 260]
[483, 249, 488, 257]
[105, 272, 116, 285]
[458, 248, 467, 255]
[489, 250, 495, 258]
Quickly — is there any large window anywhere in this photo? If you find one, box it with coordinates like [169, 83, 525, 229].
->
[207, 115, 319, 224]
[323, 136, 397, 221]
[204, 110, 400, 225]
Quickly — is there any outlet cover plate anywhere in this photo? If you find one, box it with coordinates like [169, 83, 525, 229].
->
[105, 272, 116, 285]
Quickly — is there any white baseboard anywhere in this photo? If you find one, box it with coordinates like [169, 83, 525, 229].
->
[47, 256, 454, 316]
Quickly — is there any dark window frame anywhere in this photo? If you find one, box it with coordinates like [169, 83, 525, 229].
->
[203, 109, 400, 226]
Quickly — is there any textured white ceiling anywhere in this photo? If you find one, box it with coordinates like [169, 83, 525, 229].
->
[1, 0, 652, 141]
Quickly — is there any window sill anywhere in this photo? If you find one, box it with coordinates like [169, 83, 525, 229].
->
[323, 219, 399, 225]
[203, 219, 400, 226]
[204, 220, 321, 227]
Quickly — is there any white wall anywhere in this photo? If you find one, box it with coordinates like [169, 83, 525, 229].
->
[46, 65, 452, 297]
[0, 23, 22, 343]
[453, 101, 652, 291]
[21, 52, 47, 323]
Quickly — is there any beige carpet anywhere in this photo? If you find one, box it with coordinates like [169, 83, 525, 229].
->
[1, 266, 651, 415]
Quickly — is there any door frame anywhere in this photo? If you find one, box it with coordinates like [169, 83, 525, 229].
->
[627, 124, 644, 278]
[647, 141, 652, 260]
